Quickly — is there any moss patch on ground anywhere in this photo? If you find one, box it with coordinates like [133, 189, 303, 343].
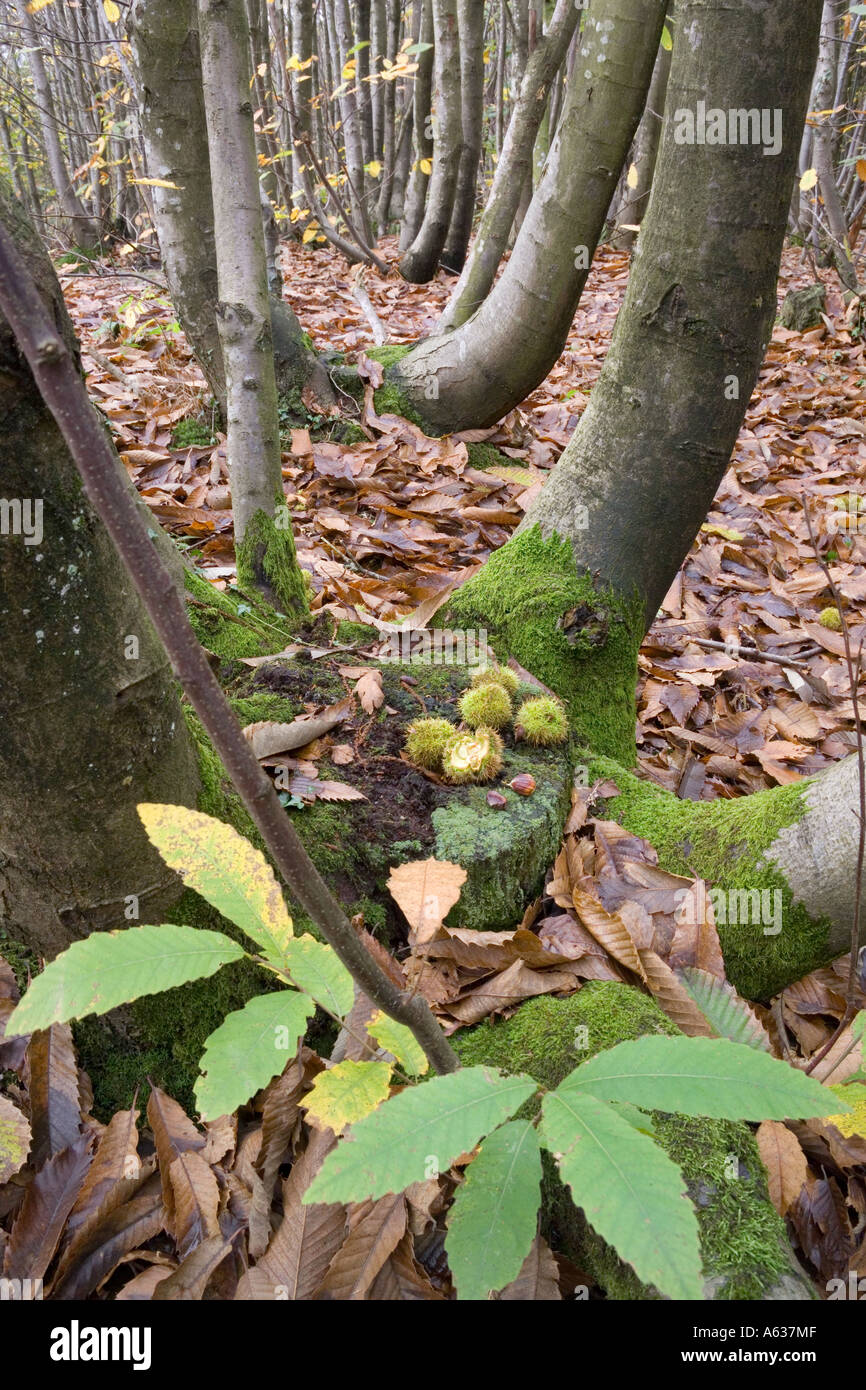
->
[184, 566, 296, 660]
[440, 525, 643, 766]
[454, 985, 808, 1300]
[589, 760, 833, 1001]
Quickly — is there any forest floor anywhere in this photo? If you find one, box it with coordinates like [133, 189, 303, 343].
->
[62, 235, 866, 803]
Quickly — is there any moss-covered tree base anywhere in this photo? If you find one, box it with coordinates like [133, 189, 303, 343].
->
[455, 985, 814, 1301]
[235, 507, 310, 621]
[439, 525, 643, 766]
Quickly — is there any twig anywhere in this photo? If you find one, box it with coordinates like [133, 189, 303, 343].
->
[0, 216, 459, 1079]
[689, 636, 815, 674]
[351, 266, 389, 345]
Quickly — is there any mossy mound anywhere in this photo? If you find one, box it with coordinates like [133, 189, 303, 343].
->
[454, 985, 813, 1301]
[588, 759, 832, 1002]
[184, 566, 296, 660]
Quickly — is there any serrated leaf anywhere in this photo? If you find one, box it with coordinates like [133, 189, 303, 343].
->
[557, 1036, 847, 1120]
[195, 991, 315, 1120]
[446, 1120, 542, 1301]
[0, 1095, 31, 1183]
[304, 1059, 392, 1132]
[366, 1011, 429, 1075]
[6, 925, 244, 1035]
[678, 967, 772, 1050]
[281, 937, 355, 1017]
[303, 1067, 538, 1205]
[138, 804, 293, 967]
[540, 1090, 702, 1300]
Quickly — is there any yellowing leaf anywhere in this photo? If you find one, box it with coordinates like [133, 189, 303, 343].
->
[857, 159, 866, 182]
[420, 158, 433, 176]
[302, 223, 319, 243]
[365, 160, 382, 178]
[304, 1059, 392, 1133]
[800, 168, 818, 191]
[130, 177, 183, 190]
[626, 162, 639, 189]
[103, 0, 121, 21]
[366, 1012, 429, 1075]
[26, 0, 55, 12]
[138, 804, 293, 968]
[825, 1084, 866, 1138]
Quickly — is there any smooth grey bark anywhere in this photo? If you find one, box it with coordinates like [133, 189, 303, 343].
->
[520, 0, 823, 626]
[196, 0, 307, 617]
[130, 0, 334, 419]
[440, 0, 486, 275]
[810, 0, 859, 291]
[398, 0, 434, 251]
[611, 24, 672, 250]
[439, 0, 580, 329]
[399, 0, 463, 283]
[12, 0, 101, 247]
[334, 0, 374, 244]
[0, 183, 199, 961]
[391, 0, 667, 432]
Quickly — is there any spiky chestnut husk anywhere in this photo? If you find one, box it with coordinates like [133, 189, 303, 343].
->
[818, 605, 843, 631]
[442, 728, 504, 784]
[470, 663, 520, 696]
[513, 695, 569, 746]
[404, 717, 456, 771]
[458, 681, 512, 730]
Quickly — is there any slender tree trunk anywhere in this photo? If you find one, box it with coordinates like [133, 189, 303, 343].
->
[334, 0, 374, 244]
[399, 0, 463, 283]
[439, 0, 580, 330]
[440, 0, 486, 275]
[811, 0, 859, 290]
[130, 0, 335, 420]
[390, 0, 667, 432]
[0, 182, 199, 962]
[196, 0, 309, 619]
[611, 23, 672, 250]
[12, 0, 101, 248]
[398, 0, 434, 251]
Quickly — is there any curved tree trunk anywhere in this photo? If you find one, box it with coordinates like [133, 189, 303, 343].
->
[196, 0, 310, 619]
[811, 0, 859, 291]
[130, 0, 334, 420]
[441, 0, 834, 1000]
[399, 0, 463, 283]
[439, 0, 581, 330]
[389, 0, 667, 432]
[439, 0, 486, 275]
[0, 184, 199, 962]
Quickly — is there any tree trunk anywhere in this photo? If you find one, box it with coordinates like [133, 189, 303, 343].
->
[611, 22, 672, 250]
[0, 183, 199, 962]
[439, 0, 486, 275]
[13, 0, 101, 248]
[196, 0, 309, 619]
[440, 0, 835, 1000]
[439, 0, 580, 329]
[334, 0, 374, 245]
[399, 0, 463, 283]
[810, 0, 859, 291]
[390, 0, 667, 432]
[398, 0, 435, 252]
[130, 0, 335, 421]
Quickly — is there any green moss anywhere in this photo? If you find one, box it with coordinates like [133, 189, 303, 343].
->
[184, 567, 294, 659]
[368, 343, 415, 370]
[590, 761, 831, 1001]
[454, 986, 804, 1300]
[433, 745, 573, 930]
[336, 619, 379, 646]
[171, 417, 215, 449]
[235, 508, 310, 621]
[440, 525, 643, 765]
[465, 442, 515, 472]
